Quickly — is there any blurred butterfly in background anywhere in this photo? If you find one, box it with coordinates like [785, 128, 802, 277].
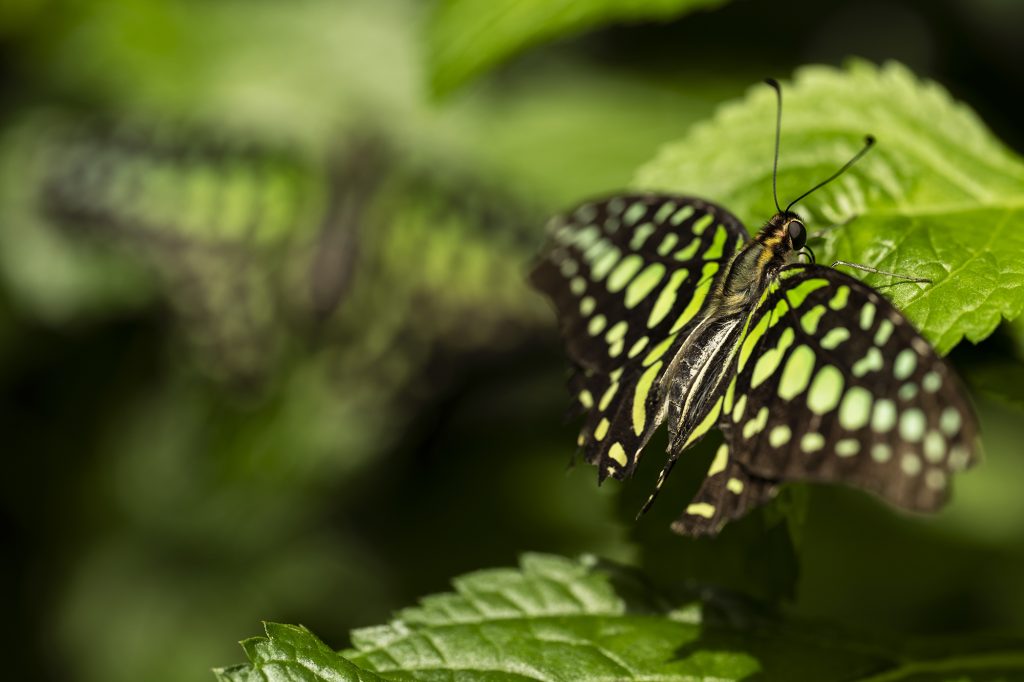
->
[531, 79, 979, 536]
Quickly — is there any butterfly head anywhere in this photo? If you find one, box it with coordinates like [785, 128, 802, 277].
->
[761, 210, 806, 254]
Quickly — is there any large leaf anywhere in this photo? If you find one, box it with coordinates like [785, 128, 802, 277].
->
[217, 554, 1024, 681]
[635, 60, 1024, 354]
[428, 0, 730, 96]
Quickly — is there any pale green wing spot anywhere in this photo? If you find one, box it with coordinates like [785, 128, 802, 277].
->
[723, 376, 737, 412]
[838, 386, 873, 430]
[924, 431, 945, 462]
[605, 320, 628, 343]
[874, 319, 894, 345]
[742, 406, 769, 439]
[894, 348, 917, 380]
[940, 407, 962, 436]
[570, 277, 587, 295]
[901, 453, 922, 475]
[751, 327, 795, 389]
[899, 408, 927, 442]
[648, 270, 689, 327]
[580, 296, 596, 315]
[872, 399, 897, 432]
[806, 365, 844, 415]
[872, 444, 892, 462]
[598, 383, 618, 410]
[820, 327, 850, 350]
[608, 442, 628, 466]
[573, 225, 601, 250]
[686, 502, 715, 518]
[657, 232, 679, 256]
[802, 432, 825, 452]
[726, 478, 745, 494]
[703, 227, 728, 259]
[922, 371, 942, 392]
[669, 205, 695, 225]
[624, 263, 666, 308]
[899, 383, 919, 401]
[691, 213, 714, 235]
[629, 223, 656, 250]
[633, 361, 662, 436]
[670, 263, 719, 333]
[594, 418, 610, 441]
[800, 305, 828, 334]
[591, 247, 622, 280]
[653, 202, 677, 223]
[623, 202, 646, 225]
[732, 393, 748, 423]
[578, 390, 594, 408]
[674, 238, 701, 260]
[859, 303, 876, 330]
[836, 439, 860, 457]
[769, 425, 791, 447]
[737, 312, 771, 372]
[682, 396, 723, 448]
[607, 254, 645, 293]
[643, 335, 675, 366]
[852, 347, 884, 377]
[784, 278, 830, 309]
[708, 444, 729, 476]
[582, 234, 614, 261]
[778, 344, 815, 400]
[829, 286, 850, 310]
[588, 314, 607, 335]
[627, 337, 649, 358]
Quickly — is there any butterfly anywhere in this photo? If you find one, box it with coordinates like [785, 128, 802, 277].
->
[530, 79, 979, 536]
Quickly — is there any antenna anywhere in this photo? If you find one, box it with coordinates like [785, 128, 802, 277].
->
[785, 135, 875, 213]
[765, 78, 783, 213]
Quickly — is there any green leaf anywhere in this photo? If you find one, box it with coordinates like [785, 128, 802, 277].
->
[213, 623, 384, 682]
[218, 554, 1024, 681]
[635, 60, 1024, 354]
[428, 0, 730, 96]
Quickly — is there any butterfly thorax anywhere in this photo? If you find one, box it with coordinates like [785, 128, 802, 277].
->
[656, 212, 805, 452]
[719, 211, 803, 313]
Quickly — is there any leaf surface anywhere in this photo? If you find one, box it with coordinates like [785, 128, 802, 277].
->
[635, 60, 1024, 354]
[428, 0, 729, 95]
[218, 554, 1024, 681]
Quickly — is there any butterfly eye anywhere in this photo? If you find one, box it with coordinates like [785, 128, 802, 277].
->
[788, 220, 806, 250]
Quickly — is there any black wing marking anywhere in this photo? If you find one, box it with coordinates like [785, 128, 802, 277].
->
[531, 193, 750, 481]
[673, 264, 980, 535]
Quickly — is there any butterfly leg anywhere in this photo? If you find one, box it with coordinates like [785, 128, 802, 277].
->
[831, 260, 931, 284]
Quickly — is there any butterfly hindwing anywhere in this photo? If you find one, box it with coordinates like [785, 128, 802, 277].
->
[701, 264, 979, 529]
[531, 194, 750, 481]
[671, 442, 780, 536]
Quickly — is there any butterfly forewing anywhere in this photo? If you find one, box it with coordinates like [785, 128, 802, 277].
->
[531, 194, 749, 481]
[677, 264, 979, 533]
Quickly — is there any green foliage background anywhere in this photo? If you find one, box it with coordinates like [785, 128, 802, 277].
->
[1, 0, 1024, 680]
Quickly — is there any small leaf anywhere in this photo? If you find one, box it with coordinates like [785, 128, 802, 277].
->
[218, 554, 1024, 680]
[635, 60, 1024, 354]
[213, 622, 384, 682]
[428, 0, 730, 96]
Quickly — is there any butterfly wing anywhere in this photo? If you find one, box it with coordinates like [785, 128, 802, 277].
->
[673, 263, 980, 535]
[531, 193, 749, 481]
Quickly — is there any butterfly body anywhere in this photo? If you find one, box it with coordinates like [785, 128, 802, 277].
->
[532, 192, 979, 536]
